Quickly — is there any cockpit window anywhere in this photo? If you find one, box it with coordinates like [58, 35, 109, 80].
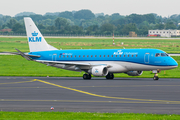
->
[161, 53, 168, 57]
[156, 53, 169, 57]
[155, 53, 160, 57]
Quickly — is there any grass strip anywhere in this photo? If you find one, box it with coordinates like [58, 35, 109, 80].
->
[0, 112, 180, 120]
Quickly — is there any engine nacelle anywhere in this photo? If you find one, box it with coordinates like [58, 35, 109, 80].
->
[90, 66, 108, 76]
[125, 71, 143, 76]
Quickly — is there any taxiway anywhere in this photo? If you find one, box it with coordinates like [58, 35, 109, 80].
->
[0, 77, 180, 114]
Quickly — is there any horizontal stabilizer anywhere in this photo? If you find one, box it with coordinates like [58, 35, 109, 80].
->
[2, 51, 41, 58]
[15, 48, 32, 61]
[1, 52, 21, 55]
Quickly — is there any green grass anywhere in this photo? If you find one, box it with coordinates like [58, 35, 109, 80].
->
[1, 37, 180, 53]
[0, 112, 180, 120]
[0, 55, 180, 78]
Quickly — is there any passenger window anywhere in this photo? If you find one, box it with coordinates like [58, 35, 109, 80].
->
[71, 55, 72, 58]
[132, 55, 133, 57]
[63, 56, 65, 58]
[79, 55, 80, 58]
[83, 55, 85, 57]
[128, 55, 129, 57]
[136, 55, 138, 57]
[111, 55, 113, 57]
[67, 56, 68, 58]
[74, 55, 76, 58]
[107, 55, 109, 57]
[87, 55, 89, 57]
[155, 53, 160, 57]
[119, 55, 121, 57]
[103, 55, 105, 57]
[91, 55, 93, 57]
[59, 55, 61, 58]
[95, 55, 97, 57]
[124, 55, 125, 57]
[115, 55, 117, 57]
[99, 55, 101, 57]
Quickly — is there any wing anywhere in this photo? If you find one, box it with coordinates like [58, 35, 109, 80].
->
[3, 49, 112, 71]
[36, 60, 112, 71]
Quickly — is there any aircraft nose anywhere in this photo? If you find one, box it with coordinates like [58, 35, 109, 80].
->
[168, 57, 178, 67]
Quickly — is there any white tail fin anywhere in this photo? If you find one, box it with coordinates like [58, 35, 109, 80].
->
[24, 17, 58, 52]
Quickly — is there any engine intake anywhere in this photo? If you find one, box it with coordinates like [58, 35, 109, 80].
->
[125, 71, 143, 76]
[90, 66, 108, 76]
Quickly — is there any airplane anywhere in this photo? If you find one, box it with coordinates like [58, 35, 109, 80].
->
[12, 17, 178, 80]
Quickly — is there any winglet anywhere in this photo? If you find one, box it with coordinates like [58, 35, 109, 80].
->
[24, 17, 58, 52]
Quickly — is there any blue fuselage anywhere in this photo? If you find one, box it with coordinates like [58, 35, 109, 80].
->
[29, 49, 178, 67]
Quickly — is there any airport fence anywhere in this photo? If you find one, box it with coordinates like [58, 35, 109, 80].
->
[0, 33, 148, 37]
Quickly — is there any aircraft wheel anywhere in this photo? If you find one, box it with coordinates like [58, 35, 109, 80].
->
[109, 73, 114, 79]
[83, 74, 91, 80]
[83, 74, 88, 79]
[153, 76, 159, 80]
[106, 73, 114, 79]
[87, 74, 91, 79]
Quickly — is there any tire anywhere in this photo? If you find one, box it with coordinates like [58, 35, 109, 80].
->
[110, 73, 114, 79]
[106, 73, 114, 79]
[106, 75, 110, 79]
[83, 74, 91, 80]
[88, 74, 91, 79]
[153, 76, 159, 80]
[83, 74, 88, 79]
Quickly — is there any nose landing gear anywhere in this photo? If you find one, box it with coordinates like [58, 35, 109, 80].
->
[153, 73, 159, 80]
[152, 70, 160, 80]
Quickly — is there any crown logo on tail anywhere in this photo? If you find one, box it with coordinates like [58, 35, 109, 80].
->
[32, 31, 38, 36]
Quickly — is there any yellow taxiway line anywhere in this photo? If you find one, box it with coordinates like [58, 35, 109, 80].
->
[0, 80, 35, 85]
[34, 79, 180, 104]
[1, 79, 180, 104]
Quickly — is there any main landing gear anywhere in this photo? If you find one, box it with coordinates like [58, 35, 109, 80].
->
[83, 73, 114, 80]
[83, 74, 91, 80]
[106, 73, 114, 79]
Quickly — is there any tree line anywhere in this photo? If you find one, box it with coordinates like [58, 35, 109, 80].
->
[0, 10, 180, 35]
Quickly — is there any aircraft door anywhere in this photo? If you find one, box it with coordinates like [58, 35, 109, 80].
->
[144, 53, 150, 63]
[52, 53, 57, 61]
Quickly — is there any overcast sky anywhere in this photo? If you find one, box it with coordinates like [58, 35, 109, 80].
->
[1, 0, 180, 17]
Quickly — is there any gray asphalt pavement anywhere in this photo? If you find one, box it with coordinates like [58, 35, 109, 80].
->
[0, 77, 180, 114]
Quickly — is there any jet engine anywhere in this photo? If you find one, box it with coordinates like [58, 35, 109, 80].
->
[90, 66, 108, 76]
[125, 71, 143, 76]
